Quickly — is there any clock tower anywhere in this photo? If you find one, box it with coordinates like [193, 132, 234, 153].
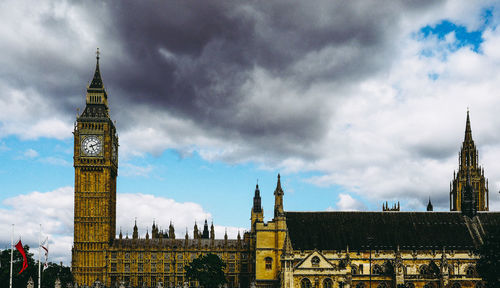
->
[72, 49, 118, 286]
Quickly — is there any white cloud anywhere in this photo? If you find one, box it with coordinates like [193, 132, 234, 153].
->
[0, 187, 244, 265]
[120, 163, 155, 178]
[24, 148, 39, 158]
[40, 156, 71, 167]
[327, 194, 366, 211]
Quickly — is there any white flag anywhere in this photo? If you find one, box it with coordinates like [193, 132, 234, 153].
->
[41, 237, 49, 271]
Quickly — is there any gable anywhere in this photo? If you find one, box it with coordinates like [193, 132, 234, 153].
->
[295, 251, 334, 269]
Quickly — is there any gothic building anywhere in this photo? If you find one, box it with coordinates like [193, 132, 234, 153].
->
[72, 52, 499, 288]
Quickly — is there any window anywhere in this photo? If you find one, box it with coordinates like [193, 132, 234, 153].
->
[151, 253, 157, 260]
[229, 253, 235, 260]
[419, 265, 428, 275]
[311, 256, 320, 267]
[359, 264, 364, 274]
[152, 263, 156, 272]
[406, 284, 415, 288]
[423, 283, 434, 288]
[372, 264, 383, 275]
[111, 263, 117, 272]
[125, 252, 130, 260]
[265, 257, 273, 270]
[377, 283, 387, 288]
[300, 278, 311, 288]
[323, 278, 333, 288]
[111, 252, 117, 259]
[229, 263, 235, 272]
[451, 283, 461, 288]
[177, 263, 183, 272]
[355, 283, 366, 288]
[164, 253, 170, 260]
[351, 265, 358, 275]
[138, 252, 144, 260]
[164, 263, 170, 272]
[138, 263, 143, 272]
[124, 263, 130, 272]
[177, 254, 183, 261]
[466, 265, 476, 277]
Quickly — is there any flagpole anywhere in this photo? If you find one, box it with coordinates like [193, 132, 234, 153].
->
[39, 224, 42, 288]
[9, 224, 13, 288]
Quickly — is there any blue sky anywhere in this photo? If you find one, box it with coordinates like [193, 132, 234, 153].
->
[2, 1, 500, 264]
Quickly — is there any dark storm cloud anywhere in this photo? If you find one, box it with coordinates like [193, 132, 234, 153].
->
[73, 0, 443, 159]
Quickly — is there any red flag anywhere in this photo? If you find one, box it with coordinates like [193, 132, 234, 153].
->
[15, 240, 28, 274]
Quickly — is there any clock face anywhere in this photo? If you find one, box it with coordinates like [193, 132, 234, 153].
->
[81, 135, 102, 156]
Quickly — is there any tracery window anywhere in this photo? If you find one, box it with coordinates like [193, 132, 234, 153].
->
[372, 264, 383, 275]
[323, 278, 333, 288]
[265, 257, 273, 270]
[355, 283, 366, 288]
[377, 283, 387, 288]
[300, 278, 312, 288]
[419, 265, 429, 275]
[311, 256, 320, 267]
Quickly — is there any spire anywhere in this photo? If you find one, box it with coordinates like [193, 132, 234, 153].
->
[252, 183, 262, 213]
[274, 174, 284, 218]
[427, 197, 433, 211]
[224, 228, 228, 242]
[193, 221, 199, 239]
[132, 219, 138, 239]
[202, 219, 209, 239]
[119, 227, 123, 239]
[185, 228, 189, 240]
[210, 221, 215, 240]
[146, 229, 149, 240]
[89, 48, 104, 89]
[169, 221, 175, 239]
[464, 109, 473, 143]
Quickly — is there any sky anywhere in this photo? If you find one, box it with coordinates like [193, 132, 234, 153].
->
[2, 0, 500, 265]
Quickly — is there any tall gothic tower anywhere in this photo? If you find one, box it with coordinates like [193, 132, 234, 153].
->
[72, 50, 118, 286]
[450, 111, 488, 212]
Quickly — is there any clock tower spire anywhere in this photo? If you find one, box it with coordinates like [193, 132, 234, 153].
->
[72, 49, 119, 287]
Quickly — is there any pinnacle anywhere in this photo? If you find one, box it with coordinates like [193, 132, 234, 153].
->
[464, 110, 473, 143]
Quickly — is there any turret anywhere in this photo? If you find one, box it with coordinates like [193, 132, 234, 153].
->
[450, 110, 489, 212]
[193, 222, 199, 239]
[132, 220, 138, 240]
[210, 221, 215, 240]
[251, 183, 264, 231]
[274, 174, 284, 219]
[169, 221, 175, 239]
[202, 220, 209, 239]
[427, 197, 433, 211]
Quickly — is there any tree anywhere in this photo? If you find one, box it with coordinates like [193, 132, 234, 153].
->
[477, 226, 500, 288]
[185, 253, 226, 288]
[0, 245, 73, 288]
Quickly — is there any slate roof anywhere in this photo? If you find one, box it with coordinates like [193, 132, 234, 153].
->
[285, 211, 500, 251]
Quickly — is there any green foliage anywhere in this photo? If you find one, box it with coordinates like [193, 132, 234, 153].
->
[0, 245, 73, 288]
[477, 225, 500, 288]
[185, 253, 226, 288]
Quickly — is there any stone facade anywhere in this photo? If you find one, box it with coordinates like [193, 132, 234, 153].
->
[72, 53, 498, 288]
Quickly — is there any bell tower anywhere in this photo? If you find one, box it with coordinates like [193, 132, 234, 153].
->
[72, 49, 119, 286]
[450, 111, 488, 212]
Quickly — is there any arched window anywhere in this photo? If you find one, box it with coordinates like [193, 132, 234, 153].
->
[265, 257, 273, 270]
[466, 265, 476, 277]
[423, 283, 434, 288]
[372, 264, 383, 275]
[475, 282, 485, 288]
[451, 283, 461, 288]
[323, 278, 333, 288]
[301, 278, 312, 288]
[377, 283, 388, 288]
[351, 264, 358, 275]
[311, 256, 320, 267]
[419, 265, 428, 275]
[355, 283, 366, 288]
[405, 283, 415, 288]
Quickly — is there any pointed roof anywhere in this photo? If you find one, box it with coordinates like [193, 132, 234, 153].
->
[89, 48, 104, 89]
[464, 109, 473, 143]
[274, 173, 283, 195]
[427, 197, 433, 212]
